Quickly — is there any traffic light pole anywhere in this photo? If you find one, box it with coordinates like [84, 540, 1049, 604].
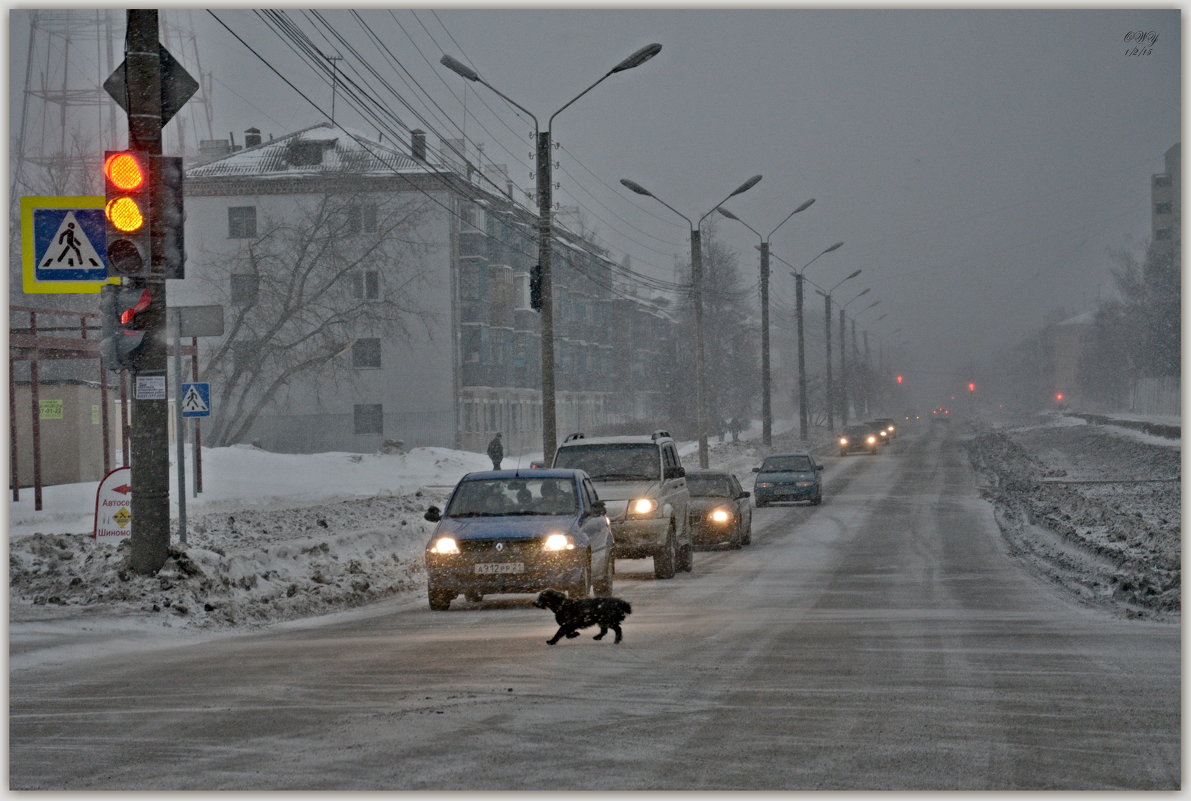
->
[123, 10, 170, 575]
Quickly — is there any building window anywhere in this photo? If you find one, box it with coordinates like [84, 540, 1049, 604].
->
[354, 404, 383, 435]
[1155, 202, 1172, 215]
[352, 338, 381, 369]
[228, 206, 256, 239]
[1155, 228, 1172, 240]
[230, 274, 259, 306]
[347, 203, 379, 234]
[1153, 175, 1171, 188]
[351, 270, 380, 300]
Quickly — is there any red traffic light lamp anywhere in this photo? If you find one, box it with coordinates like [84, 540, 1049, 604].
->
[896, 374, 904, 384]
[968, 382, 976, 393]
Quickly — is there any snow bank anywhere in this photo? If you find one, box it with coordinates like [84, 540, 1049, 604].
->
[966, 417, 1180, 619]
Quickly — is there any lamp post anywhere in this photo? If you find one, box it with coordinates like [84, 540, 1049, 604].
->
[817, 269, 861, 431]
[852, 300, 881, 416]
[621, 175, 764, 467]
[715, 199, 815, 446]
[441, 43, 662, 462]
[788, 242, 843, 441]
[837, 287, 871, 426]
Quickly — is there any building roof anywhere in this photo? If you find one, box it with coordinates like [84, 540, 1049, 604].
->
[187, 122, 431, 180]
[1056, 311, 1095, 327]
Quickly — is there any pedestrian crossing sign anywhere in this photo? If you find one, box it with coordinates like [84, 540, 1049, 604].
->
[181, 383, 211, 418]
[21, 195, 119, 294]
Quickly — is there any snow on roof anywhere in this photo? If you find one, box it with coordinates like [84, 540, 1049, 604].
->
[1057, 311, 1096, 326]
[187, 122, 430, 179]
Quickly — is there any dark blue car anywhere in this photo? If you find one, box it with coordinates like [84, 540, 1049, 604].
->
[423, 469, 614, 611]
[752, 452, 824, 506]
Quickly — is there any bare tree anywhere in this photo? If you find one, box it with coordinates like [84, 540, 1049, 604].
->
[198, 187, 436, 446]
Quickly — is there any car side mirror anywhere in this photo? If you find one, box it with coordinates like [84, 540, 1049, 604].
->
[739, 491, 751, 499]
[591, 500, 607, 516]
[816, 465, 824, 471]
[751, 467, 760, 473]
[664, 465, 685, 480]
[424, 506, 441, 522]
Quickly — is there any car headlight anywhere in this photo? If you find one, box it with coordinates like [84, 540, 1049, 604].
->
[867, 436, 877, 444]
[796, 481, 814, 487]
[543, 533, 575, 551]
[879, 430, 888, 438]
[710, 507, 731, 524]
[756, 482, 773, 488]
[429, 536, 459, 555]
[839, 437, 849, 446]
[627, 497, 659, 518]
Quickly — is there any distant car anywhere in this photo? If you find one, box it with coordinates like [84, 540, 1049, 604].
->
[838, 424, 880, 455]
[423, 469, 614, 611]
[871, 417, 898, 441]
[930, 407, 951, 423]
[685, 470, 752, 549]
[752, 451, 824, 506]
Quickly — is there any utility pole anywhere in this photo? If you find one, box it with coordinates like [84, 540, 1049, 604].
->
[716, 199, 813, 447]
[759, 240, 771, 445]
[104, 10, 196, 574]
[795, 272, 808, 440]
[839, 307, 848, 426]
[690, 227, 708, 466]
[824, 293, 834, 432]
[124, 10, 169, 575]
[536, 128, 557, 459]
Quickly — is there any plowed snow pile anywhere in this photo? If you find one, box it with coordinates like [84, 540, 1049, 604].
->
[966, 417, 1180, 619]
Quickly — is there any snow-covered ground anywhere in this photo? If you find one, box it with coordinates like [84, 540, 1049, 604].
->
[966, 412, 1180, 620]
[9, 413, 1179, 665]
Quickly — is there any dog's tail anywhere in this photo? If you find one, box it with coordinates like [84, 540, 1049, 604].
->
[617, 599, 632, 615]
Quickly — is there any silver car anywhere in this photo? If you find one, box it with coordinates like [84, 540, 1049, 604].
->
[552, 430, 693, 579]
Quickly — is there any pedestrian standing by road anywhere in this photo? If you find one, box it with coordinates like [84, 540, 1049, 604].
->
[487, 432, 504, 470]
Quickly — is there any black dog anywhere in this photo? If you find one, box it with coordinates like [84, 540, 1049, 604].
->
[533, 588, 633, 645]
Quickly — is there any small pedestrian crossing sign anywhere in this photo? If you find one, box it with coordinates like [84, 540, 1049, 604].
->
[181, 383, 211, 418]
[21, 195, 118, 294]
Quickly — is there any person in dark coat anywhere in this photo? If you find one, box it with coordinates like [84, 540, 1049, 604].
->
[487, 432, 504, 470]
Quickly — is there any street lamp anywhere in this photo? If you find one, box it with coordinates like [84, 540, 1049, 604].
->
[621, 174, 764, 467]
[786, 242, 843, 441]
[441, 43, 662, 461]
[715, 198, 815, 446]
[838, 288, 871, 426]
[853, 301, 882, 417]
[816, 268, 861, 431]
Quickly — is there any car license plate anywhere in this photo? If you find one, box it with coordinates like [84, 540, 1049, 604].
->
[474, 562, 524, 575]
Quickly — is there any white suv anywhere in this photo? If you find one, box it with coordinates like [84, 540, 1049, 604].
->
[551, 431, 693, 579]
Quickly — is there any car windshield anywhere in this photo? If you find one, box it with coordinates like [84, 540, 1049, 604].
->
[444, 477, 578, 517]
[553, 443, 659, 481]
[844, 427, 871, 437]
[686, 475, 733, 496]
[761, 455, 813, 472]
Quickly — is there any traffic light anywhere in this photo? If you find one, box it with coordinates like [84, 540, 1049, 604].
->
[151, 154, 185, 278]
[896, 374, 904, 384]
[968, 382, 976, 393]
[104, 150, 151, 278]
[529, 264, 543, 312]
[99, 284, 152, 371]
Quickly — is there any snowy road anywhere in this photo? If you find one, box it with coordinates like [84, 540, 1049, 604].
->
[9, 425, 1179, 790]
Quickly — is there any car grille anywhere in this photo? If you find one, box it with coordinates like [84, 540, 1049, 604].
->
[459, 538, 540, 555]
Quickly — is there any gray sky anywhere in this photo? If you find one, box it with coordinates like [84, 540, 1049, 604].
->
[12, 7, 1181, 394]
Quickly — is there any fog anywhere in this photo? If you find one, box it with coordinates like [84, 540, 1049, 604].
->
[10, 8, 1179, 407]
